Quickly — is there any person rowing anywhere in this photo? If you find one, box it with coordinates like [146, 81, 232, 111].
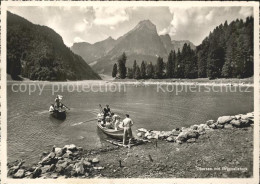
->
[53, 95, 69, 111]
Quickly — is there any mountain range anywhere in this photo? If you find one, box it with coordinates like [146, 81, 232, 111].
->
[7, 12, 100, 81]
[71, 20, 195, 74]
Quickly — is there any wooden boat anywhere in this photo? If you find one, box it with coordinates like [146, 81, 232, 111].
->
[50, 109, 66, 120]
[97, 121, 124, 140]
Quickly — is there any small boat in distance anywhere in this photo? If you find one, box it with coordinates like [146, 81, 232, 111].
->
[49, 95, 69, 120]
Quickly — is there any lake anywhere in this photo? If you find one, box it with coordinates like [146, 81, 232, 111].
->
[7, 81, 254, 165]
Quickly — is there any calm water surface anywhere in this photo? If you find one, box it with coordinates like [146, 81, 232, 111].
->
[7, 81, 253, 165]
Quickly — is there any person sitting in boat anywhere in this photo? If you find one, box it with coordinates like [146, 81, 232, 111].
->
[105, 116, 113, 129]
[54, 95, 64, 109]
[122, 114, 134, 145]
[111, 113, 121, 130]
[49, 104, 55, 112]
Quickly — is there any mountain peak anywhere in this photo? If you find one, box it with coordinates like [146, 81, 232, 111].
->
[133, 19, 157, 32]
[105, 36, 114, 41]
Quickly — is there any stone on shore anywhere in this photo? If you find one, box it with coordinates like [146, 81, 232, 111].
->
[39, 152, 56, 165]
[55, 160, 68, 174]
[217, 124, 224, 129]
[224, 124, 233, 129]
[63, 144, 77, 151]
[31, 167, 42, 178]
[209, 124, 217, 129]
[92, 158, 99, 164]
[74, 161, 84, 175]
[217, 116, 233, 125]
[166, 136, 175, 142]
[206, 120, 215, 126]
[54, 147, 65, 157]
[13, 169, 25, 178]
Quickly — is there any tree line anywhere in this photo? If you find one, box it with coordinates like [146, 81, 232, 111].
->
[112, 16, 254, 80]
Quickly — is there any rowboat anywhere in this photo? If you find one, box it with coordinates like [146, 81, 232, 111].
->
[50, 109, 66, 120]
[97, 121, 124, 140]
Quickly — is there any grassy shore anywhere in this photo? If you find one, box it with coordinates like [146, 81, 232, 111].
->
[112, 77, 253, 84]
[80, 127, 253, 178]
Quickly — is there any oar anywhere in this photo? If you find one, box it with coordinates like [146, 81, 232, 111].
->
[71, 118, 97, 126]
[99, 104, 104, 113]
[63, 104, 70, 110]
[81, 118, 97, 123]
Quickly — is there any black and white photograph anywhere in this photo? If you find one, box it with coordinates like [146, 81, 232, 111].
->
[0, 1, 259, 183]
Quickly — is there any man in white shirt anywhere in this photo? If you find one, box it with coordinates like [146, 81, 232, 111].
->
[122, 114, 134, 145]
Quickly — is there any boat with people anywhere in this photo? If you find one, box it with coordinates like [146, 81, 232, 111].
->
[49, 95, 69, 120]
[96, 110, 124, 140]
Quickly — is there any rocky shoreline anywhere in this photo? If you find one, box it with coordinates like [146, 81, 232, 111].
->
[7, 112, 254, 179]
[136, 112, 254, 143]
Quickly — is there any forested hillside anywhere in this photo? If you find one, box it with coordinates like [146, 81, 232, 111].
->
[112, 17, 254, 79]
[7, 12, 101, 81]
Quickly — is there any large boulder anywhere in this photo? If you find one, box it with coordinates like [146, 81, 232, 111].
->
[209, 123, 217, 129]
[217, 116, 234, 125]
[63, 144, 77, 151]
[74, 161, 84, 175]
[230, 119, 252, 128]
[186, 131, 199, 139]
[216, 124, 224, 129]
[39, 152, 56, 165]
[63, 150, 73, 158]
[176, 130, 199, 142]
[206, 120, 215, 126]
[224, 124, 233, 129]
[137, 128, 148, 133]
[171, 130, 180, 136]
[176, 132, 188, 142]
[55, 160, 68, 174]
[8, 161, 24, 176]
[92, 158, 99, 164]
[166, 136, 175, 142]
[190, 125, 198, 130]
[230, 119, 242, 127]
[13, 169, 25, 178]
[31, 167, 42, 178]
[64, 164, 74, 177]
[54, 147, 65, 157]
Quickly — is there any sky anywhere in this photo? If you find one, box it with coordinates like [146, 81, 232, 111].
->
[8, 6, 253, 47]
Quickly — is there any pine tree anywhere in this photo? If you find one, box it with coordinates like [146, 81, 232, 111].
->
[117, 52, 127, 79]
[146, 62, 154, 79]
[127, 68, 133, 79]
[140, 61, 146, 79]
[175, 49, 182, 78]
[112, 63, 117, 78]
[166, 50, 174, 78]
[133, 60, 137, 77]
[134, 65, 141, 79]
[155, 57, 164, 79]
[197, 38, 209, 78]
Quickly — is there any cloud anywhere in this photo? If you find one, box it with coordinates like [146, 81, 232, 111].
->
[93, 7, 129, 26]
[74, 36, 86, 43]
[159, 7, 253, 45]
[239, 7, 253, 17]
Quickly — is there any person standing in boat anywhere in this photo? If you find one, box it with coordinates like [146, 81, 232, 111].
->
[103, 104, 111, 123]
[104, 105, 111, 116]
[122, 114, 134, 145]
